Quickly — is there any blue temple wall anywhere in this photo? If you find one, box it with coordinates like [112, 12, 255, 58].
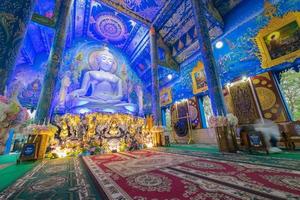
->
[8, 0, 300, 113]
[10, 53, 47, 107]
[165, 0, 300, 104]
[8, 22, 55, 108]
[214, 0, 300, 84]
[10, 37, 152, 115]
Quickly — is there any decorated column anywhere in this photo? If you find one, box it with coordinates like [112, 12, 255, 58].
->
[34, 0, 73, 124]
[0, 0, 35, 95]
[191, 0, 227, 116]
[149, 26, 162, 125]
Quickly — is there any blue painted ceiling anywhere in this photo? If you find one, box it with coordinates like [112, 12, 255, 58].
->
[16, 0, 246, 91]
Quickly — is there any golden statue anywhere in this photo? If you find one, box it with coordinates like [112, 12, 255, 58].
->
[60, 120, 69, 140]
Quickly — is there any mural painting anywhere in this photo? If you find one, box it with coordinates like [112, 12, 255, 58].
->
[160, 87, 172, 107]
[256, 12, 300, 68]
[191, 61, 208, 95]
[264, 20, 300, 60]
[10, 61, 47, 108]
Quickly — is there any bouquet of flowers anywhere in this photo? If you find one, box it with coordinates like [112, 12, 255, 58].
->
[0, 95, 30, 154]
[24, 124, 58, 137]
[226, 113, 238, 126]
[208, 116, 228, 128]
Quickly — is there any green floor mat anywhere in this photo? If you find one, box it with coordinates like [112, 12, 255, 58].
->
[156, 144, 300, 170]
[168, 144, 300, 160]
[0, 157, 101, 199]
[0, 161, 37, 192]
[0, 154, 19, 165]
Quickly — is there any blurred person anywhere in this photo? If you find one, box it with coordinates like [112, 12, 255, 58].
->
[253, 119, 282, 153]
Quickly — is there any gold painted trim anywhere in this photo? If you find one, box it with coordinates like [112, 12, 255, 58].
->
[255, 12, 300, 68]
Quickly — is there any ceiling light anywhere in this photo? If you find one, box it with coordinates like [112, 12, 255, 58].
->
[167, 74, 172, 80]
[215, 41, 223, 49]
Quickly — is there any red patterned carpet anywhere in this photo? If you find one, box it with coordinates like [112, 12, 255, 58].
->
[83, 150, 300, 200]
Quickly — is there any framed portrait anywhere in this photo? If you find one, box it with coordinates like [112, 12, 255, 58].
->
[255, 12, 300, 68]
[160, 87, 172, 107]
[191, 61, 208, 94]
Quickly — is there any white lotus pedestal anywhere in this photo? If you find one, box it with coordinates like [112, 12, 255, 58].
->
[215, 126, 238, 153]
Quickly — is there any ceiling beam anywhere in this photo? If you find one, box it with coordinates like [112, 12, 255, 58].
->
[157, 33, 180, 72]
[31, 0, 61, 28]
[82, 0, 92, 35]
[96, 0, 151, 27]
[206, 0, 224, 26]
[31, 13, 55, 28]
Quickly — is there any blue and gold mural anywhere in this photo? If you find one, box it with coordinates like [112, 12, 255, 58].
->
[6, 0, 300, 118]
[213, 0, 300, 84]
[108, 0, 167, 22]
[165, 0, 300, 103]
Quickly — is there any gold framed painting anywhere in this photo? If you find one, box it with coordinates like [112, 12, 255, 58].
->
[255, 12, 300, 69]
[160, 87, 172, 107]
[191, 61, 208, 94]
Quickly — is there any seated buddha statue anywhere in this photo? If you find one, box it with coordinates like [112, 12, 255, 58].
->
[66, 47, 137, 114]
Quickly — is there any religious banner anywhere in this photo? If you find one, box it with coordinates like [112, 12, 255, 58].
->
[170, 101, 189, 143]
[170, 97, 201, 141]
[188, 97, 202, 129]
[251, 72, 288, 122]
[229, 80, 259, 124]
[191, 61, 208, 94]
[160, 87, 172, 107]
[223, 87, 235, 114]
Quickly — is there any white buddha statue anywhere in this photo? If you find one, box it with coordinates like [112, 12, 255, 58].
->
[66, 47, 137, 114]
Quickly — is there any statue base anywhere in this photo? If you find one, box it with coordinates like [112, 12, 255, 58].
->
[66, 97, 138, 115]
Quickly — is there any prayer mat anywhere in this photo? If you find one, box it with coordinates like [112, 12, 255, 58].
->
[154, 147, 300, 171]
[83, 149, 300, 199]
[0, 158, 99, 200]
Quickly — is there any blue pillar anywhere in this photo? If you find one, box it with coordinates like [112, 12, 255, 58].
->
[150, 26, 162, 125]
[0, 0, 35, 94]
[161, 108, 166, 126]
[35, 0, 73, 124]
[198, 97, 207, 128]
[4, 129, 14, 154]
[191, 0, 227, 116]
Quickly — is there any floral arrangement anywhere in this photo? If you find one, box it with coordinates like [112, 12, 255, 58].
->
[226, 113, 238, 126]
[24, 123, 58, 151]
[0, 95, 30, 154]
[208, 116, 228, 128]
[0, 96, 29, 129]
[24, 124, 58, 136]
[208, 114, 238, 128]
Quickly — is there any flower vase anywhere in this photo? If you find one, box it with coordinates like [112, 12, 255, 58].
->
[215, 126, 237, 153]
[229, 126, 239, 151]
[215, 126, 228, 152]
